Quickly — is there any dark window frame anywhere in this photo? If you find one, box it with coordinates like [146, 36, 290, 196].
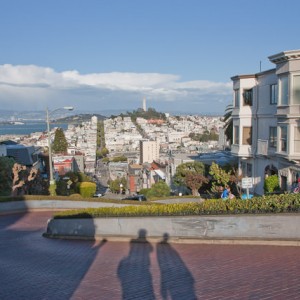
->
[270, 84, 278, 105]
[243, 89, 253, 106]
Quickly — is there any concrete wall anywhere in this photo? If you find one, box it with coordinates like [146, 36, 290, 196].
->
[46, 214, 300, 241]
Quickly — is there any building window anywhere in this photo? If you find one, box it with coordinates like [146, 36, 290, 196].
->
[270, 84, 278, 104]
[269, 127, 277, 148]
[242, 127, 252, 145]
[294, 127, 300, 153]
[234, 126, 239, 145]
[242, 162, 252, 177]
[243, 89, 253, 106]
[293, 75, 300, 104]
[234, 89, 240, 107]
[279, 75, 288, 105]
[247, 163, 252, 177]
[280, 126, 287, 152]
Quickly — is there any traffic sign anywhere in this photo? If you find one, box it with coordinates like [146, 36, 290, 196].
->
[242, 177, 253, 188]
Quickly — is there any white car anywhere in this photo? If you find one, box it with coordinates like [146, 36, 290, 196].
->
[93, 193, 103, 197]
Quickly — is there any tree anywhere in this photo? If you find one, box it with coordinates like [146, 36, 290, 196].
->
[52, 128, 68, 154]
[173, 161, 205, 187]
[209, 162, 231, 197]
[184, 173, 208, 196]
[11, 163, 40, 196]
[173, 161, 206, 195]
[0, 157, 15, 196]
[108, 177, 127, 193]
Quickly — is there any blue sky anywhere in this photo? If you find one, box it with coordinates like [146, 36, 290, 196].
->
[0, 0, 299, 115]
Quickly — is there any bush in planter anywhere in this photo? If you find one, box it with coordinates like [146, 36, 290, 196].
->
[264, 175, 280, 193]
[76, 182, 96, 198]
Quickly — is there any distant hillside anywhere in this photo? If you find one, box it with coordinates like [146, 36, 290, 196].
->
[55, 114, 107, 124]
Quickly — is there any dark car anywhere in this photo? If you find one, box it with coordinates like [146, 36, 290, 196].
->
[122, 194, 147, 201]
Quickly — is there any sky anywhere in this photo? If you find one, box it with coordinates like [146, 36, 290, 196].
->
[0, 0, 299, 116]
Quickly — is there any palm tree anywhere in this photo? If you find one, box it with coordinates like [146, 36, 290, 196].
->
[223, 104, 233, 144]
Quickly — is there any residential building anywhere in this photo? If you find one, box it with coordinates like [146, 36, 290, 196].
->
[231, 49, 300, 195]
[139, 140, 159, 164]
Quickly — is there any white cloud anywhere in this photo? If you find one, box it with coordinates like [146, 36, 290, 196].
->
[0, 64, 232, 114]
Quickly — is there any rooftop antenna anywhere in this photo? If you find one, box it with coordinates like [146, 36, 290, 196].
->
[259, 61, 262, 72]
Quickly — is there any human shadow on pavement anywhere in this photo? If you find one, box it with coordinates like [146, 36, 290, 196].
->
[157, 233, 197, 300]
[117, 229, 156, 300]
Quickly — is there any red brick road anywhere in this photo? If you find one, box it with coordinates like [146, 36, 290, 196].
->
[0, 211, 299, 299]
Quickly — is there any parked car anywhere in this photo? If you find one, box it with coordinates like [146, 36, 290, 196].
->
[122, 194, 147, 201]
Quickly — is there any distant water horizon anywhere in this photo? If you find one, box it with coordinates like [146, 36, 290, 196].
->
[0, 121, 68, 136]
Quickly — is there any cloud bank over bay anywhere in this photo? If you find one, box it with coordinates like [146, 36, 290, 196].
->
[0, 64, 232, 114]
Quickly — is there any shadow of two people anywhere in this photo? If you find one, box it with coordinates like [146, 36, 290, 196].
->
[118, 229, 197, 300]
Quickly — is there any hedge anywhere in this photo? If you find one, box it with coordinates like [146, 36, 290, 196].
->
[53, 193, 300, 219]
[0, 194, 159, 205]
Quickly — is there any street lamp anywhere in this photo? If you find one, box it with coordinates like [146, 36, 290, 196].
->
[46, 106, 74, 184]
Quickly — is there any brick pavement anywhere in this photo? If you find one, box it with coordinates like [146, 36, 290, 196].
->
[0, 211, 299, 299]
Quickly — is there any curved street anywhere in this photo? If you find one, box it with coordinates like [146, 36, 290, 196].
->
[0, 211, 299, 299]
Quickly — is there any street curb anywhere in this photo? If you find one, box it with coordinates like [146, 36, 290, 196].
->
[42, 233, 300, 246]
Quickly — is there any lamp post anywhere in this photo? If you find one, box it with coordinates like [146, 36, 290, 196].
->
[46, 106, 74, 184]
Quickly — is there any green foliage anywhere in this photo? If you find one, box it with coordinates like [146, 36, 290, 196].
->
[209, 162, 231, 194]
[77, 172, 94, 182]
[139, 188, 151, 197]
[56, 180, 68, 196]
[53, 193, 300, 219]
[112, 155, 127, 162]
[173, 161, 205, 187]
[102, 157, 109, 163]
[77, 182, 97, 198]
[97, 121, 105, 148]
[128, 107, 166, 121]
[108, 177, 127, 193]
[52, 128, 68, 154]
[189, 130, 219, 142]
[68, 193, 83, 199]
[0, 157, 15, 196]
[264, 175, 280, 193]
[141, 181, 170, 198]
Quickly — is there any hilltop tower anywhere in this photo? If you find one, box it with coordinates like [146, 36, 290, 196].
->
[143, 97, 147, 111]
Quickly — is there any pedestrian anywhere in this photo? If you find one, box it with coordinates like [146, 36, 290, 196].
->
[292, 178, 300, 193]
[221, 186, 230, 199]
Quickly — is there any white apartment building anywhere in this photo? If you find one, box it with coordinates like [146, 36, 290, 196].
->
[140, 140, 160, 164]
[231, 49, 300, 195]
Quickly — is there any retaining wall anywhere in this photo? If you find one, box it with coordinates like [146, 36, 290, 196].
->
[46, 214, 300, 242]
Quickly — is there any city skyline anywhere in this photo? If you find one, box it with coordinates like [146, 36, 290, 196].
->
[0, 0, 299, 114]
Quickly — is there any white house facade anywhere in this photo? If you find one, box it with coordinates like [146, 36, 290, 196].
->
[231, 49, 300, 195]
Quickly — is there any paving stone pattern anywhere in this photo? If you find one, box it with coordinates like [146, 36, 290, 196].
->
[0, 211, 299, 299]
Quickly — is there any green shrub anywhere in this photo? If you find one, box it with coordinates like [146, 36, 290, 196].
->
[69, 193, 83, 199]
[76, 182, 97, 198]
[53, 193, 300, 219]
[264, 175, 280, 193]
